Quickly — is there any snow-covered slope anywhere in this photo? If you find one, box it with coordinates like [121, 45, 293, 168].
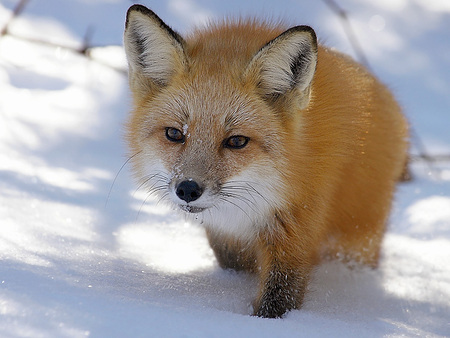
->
[1, 1, 449, 337]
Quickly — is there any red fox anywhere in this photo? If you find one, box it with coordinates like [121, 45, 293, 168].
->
[123, 4, 409, 318]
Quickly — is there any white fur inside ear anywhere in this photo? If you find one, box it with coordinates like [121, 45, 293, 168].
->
[124, 10, 184, 85]
[247, 28, 317, 97]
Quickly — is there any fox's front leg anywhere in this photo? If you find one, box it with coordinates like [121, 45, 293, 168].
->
[205, 228, 258, 273]
[253, 217, 317, 318]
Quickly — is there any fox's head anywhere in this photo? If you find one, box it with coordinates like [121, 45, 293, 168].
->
[124, 5, 317, 238]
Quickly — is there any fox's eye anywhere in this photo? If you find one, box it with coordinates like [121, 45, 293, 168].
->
[224, 135, 249, 149]
[165, 127, 184, 143]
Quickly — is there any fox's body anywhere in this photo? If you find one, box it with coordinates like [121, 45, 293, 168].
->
[124, 5, 409, 318]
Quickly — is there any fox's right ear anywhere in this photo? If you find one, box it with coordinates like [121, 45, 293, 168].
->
[124, 5, 187, 90]
[244, 26, 317, 110]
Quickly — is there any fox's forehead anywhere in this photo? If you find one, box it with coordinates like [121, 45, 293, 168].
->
[185, 21, 285, 70]
[160, 77, 265, 132]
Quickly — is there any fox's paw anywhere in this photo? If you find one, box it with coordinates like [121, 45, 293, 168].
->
[253, 278, 304, 318]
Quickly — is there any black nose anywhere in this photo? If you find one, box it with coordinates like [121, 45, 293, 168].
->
[176, 180, 203, 203]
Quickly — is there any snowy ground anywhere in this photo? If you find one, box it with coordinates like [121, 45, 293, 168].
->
[0, 0, 449, 337]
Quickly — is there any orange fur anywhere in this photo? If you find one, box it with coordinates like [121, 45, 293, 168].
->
[124, 5, 409, 318]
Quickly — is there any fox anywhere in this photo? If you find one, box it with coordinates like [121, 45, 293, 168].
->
[123, 4, 409, 318]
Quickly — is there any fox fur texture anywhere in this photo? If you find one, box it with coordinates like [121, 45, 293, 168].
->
[123, 4, 409, 318]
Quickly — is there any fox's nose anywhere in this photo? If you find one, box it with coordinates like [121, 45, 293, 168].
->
[176, 180, 203, 203]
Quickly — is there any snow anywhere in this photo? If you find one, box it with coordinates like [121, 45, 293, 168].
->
[1, 0, 449, 337]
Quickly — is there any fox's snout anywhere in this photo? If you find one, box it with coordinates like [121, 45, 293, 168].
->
[175, 180, 203, 204]
[172, 178, 210, 214]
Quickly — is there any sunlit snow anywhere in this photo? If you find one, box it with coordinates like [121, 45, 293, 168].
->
[0, 0, 449, 337]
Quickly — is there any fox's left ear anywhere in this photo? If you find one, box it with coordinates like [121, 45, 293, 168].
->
[124, 5, 187, 92]
[245, 26, 318, 110]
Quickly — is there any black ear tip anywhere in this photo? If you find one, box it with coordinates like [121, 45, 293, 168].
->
[291, 25, 318, 48]
[127, 4, 152, 16]
[125, 4, 184, 46]
[271, 25, 318, 53]
[291, 25, 316, 35]
[126, 4, 157, 28]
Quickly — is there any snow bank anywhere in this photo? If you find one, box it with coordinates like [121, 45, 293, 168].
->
[0, 1, 449, 337]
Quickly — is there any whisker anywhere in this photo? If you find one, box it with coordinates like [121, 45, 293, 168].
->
[135, 191, 152, 223]
[244, 182, 272, 206]
[134, 176, 153, 194]
[144, 174, 168, 192]
[236, 185, 261, 207]
[134, 172, 168, 195]
[130, 170, 170, 222]
[229, 180, 276, 206]
[223, 181, 271, 206]
[220, 190, 259, 214]
[134, 183, 169, 222]
[156, 191, 170, 205]
[218, 194, 254, 223]
[105, 151, 142, 208]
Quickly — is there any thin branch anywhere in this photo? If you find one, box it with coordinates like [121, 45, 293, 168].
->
[80, 25, 95, 54]
[0, 0, 126, 74]
[322, 0, 371, 70]
[1, 0, 30, 36]
[3, 31, 127, 74]
[411, 154, 450, 163]
[408, 126, 441, 180]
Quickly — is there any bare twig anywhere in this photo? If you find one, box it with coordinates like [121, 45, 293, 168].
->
[411, 154, 450, 162]
[322, 0, 371, 70]
[2, 29, 127, 74]
[1, 0, 30, 36]
[0, 0, 126, 74]
[80, 25, 95, 54]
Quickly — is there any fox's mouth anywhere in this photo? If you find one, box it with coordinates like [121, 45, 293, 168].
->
[178, 204, 205, 213]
